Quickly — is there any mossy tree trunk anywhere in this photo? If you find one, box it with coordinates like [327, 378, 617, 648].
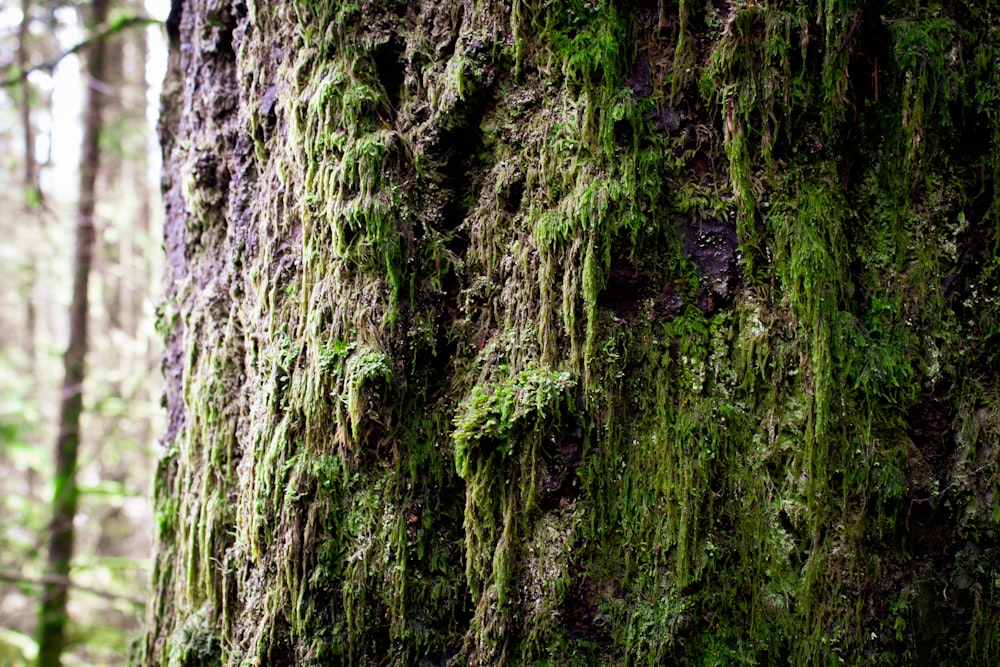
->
[142, 0, 1000, 664]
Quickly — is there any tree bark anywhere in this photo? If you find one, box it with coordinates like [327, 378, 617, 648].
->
[17, 0, 39, 371]
[142, 1, 1000, 665]
[17, 0, 37, 199]
[36, 0, 110, 663]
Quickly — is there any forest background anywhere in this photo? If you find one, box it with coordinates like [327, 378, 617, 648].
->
[0, 0, 168, 663]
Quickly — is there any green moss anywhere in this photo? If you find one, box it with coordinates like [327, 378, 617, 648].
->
[451, 362, 576, 662]
[167, 607, 221, 667]
[454, 364, 573, 471]
[149, 0, 1000, 664]
[343, 346, 394, 447]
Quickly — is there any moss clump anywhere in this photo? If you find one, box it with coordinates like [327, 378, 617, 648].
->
[454, 364, 573, 464]
[342, 345, 394, 451]
[452, 361, 576, 663]
[167, 608, 221, 667]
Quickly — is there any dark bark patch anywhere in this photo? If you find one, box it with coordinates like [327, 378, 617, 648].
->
[499, 173, 524, 214]
[680, 216, 739, 312]
[372, 35, 406, 113]
[538, 425, 584, 510]
[686, 151, 716, 185]
[905, 394, 958, 562]
[650, 103, 681, 134]
[613, 116, 634, 147]
[598, 256, 686, 321]
[654, 280, 685, 320]
[190, 153, 221, 190]
[626, 59, 652, 98]
[944, 198, 993, 316]
[710, 0, 733, 16]
[598, 255, 647, 318]
[907, 395, 955, 476]
[562, 574, 613, 649]
[260, 84, 279, 130]
[436, 125, 483, 235]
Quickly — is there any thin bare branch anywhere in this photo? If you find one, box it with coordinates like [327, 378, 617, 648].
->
[0, 571, 145, 608]
[0, 16, 160, 88]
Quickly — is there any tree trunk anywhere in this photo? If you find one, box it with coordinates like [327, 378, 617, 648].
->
[17, 0, 39, 371]
[142, 0, 1000, 664]
[17, 0, 37, 200]
[36, 0, 110, 663]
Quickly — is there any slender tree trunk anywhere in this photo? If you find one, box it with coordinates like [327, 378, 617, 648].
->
[17, 0, 39, 371]
[124, 28, 151, 341]
[100, 33, 125, 333]
[17, 0, 37, 198]
[36, 0, 110, 662]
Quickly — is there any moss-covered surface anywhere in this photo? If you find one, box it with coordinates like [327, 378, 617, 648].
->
[142, 0, 1000, 664]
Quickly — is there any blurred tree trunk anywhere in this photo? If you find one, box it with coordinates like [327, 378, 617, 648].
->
[36, 0, 110, 662]
[17, 0, 39, 372]
[99, 25, 133, 335]
[142, 1, 1000, 665]
[16, 0, 37, 201]
[121, 26, 152, 342]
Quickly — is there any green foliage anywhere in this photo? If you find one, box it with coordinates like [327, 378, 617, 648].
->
[0, 628, 36, 666]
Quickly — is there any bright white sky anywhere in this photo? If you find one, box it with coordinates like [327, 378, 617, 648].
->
[1, 0, 172, 197]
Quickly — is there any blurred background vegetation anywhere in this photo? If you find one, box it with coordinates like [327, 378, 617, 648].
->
[0, 0, 167, 662]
